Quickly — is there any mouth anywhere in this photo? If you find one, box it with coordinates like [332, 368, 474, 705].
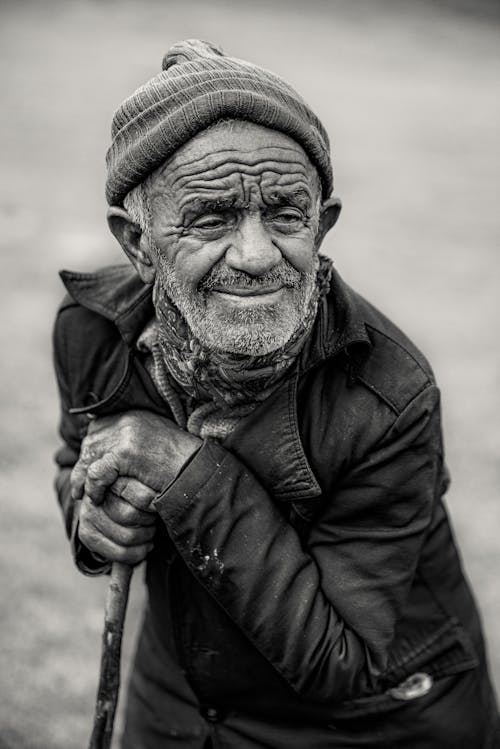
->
[210, 285, 285, 304]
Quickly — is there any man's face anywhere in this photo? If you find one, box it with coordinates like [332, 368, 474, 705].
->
[143, 122, 323, 356]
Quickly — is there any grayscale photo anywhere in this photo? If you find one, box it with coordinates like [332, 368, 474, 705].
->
[1, 1, 499, 747]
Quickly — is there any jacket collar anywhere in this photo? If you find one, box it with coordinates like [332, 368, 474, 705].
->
[60, 261, 371, 359]
[60, 265, 154, 346]
[60, 262, 371, 502]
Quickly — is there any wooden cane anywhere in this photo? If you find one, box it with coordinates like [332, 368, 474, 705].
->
[88, 561, 133, 749]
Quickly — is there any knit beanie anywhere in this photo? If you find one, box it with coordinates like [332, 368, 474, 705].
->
[106, 39, 333, 206]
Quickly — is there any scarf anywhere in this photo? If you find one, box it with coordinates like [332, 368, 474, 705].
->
[137, 255, 333, 439]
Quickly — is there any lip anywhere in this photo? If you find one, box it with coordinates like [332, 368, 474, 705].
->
[210, 284, 284, 298]
[211, 287, 285, 305]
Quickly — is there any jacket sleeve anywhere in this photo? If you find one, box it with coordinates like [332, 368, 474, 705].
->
[153, 384, 443, 702]
[52, 305, 111, 576]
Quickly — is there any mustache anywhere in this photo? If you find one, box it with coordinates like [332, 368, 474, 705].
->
[199, 260, 302, 291]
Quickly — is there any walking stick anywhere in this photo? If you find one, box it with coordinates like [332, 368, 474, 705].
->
[88, 561, 133, 749]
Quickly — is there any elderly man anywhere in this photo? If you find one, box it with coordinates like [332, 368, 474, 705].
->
[53, 40, 499, 748]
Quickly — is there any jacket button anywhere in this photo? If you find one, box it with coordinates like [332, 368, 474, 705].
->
[389, 672, 434, 701]
[202, 706, 221, 723]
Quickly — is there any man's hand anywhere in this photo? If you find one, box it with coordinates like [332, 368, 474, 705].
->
[71, 410, 202, 506]
[77, 477, 157, 565]
[71, 410, 201, 564]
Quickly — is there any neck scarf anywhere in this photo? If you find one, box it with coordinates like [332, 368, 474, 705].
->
[138, 255, 333, 439]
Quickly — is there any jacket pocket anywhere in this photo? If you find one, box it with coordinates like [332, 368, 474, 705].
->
[330, 616, 478, 721]
[382, 615, 478, 687]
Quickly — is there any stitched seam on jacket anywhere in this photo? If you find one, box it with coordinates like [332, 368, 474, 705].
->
[352, 375, 401, 415]
[384, 619, 458, 676]
[364, 323, 433, 383]
[285, 374, 320, 494]
[335, 383, 437, 493]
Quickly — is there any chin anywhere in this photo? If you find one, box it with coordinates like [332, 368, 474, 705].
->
[192, 299, 302, 356]
[155, 272, 313, 357]
[201, 323, 293, 356]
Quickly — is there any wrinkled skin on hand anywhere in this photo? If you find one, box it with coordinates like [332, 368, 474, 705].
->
[71, 410, 202, 564]
[71, 410, 201, 503]
[77, 477, 157, 564]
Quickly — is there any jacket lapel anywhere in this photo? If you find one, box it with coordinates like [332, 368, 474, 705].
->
[223, 373, 322, 502]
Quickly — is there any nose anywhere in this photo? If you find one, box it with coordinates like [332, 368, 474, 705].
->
[225, 214, 281, 276]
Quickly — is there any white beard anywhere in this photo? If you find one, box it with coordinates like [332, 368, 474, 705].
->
[152, 249, 319, 356]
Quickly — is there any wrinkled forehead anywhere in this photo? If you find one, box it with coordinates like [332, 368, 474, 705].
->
[147, 120, 321, 203]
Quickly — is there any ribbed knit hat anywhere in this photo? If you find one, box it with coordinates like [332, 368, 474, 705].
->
[106, 39, 333, 206]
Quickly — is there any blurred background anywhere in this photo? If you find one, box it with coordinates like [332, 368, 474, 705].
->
[0, 0, 499, 746]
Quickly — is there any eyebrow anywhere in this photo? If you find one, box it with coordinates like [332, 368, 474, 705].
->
[181, 187, 313, 218]
[263, 188, 312, 209]
[182, 195, 240, 218]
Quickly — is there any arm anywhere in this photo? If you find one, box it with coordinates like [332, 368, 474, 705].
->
[71, 386, 443, 702]
[52, 307, 162, 573]
[154, 385, 442, 701]
[52, 306, 105, 574]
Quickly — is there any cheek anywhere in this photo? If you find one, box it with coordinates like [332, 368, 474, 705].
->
[275, 234, 317, 274]
[156, 235, 230, 287]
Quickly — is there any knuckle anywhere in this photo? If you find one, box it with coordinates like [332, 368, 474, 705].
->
[120, 435, 134, 460]
[81, 438, 97, 462]
[86, 462, 104, 481]
[119, 446, 131, 463]
[79, 498, 93, 520]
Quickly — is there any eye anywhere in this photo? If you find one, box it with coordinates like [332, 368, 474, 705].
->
[190, 213, 229, 230]
[275, 209, 302, 221]
[267, 208, 304, 229]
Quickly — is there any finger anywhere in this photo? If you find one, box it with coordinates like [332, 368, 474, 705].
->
[81, 497, 156, 547]
[70, 459, 88, 501]
[78, 520, 154, 566]
[103, 493, 156, 527]
[111, 476, 157, 513]
[84, 453, 121, 505]
[70, 434, 104, 500]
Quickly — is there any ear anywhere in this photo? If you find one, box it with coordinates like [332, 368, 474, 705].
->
[316, 196, 342, 249]
[107, 206, 156, 284]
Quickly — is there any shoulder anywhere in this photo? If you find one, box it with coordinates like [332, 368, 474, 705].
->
[356, 297, 434, 416]
[52, 267, 131, 409]
[328, 274, 436, 416]
[53, 261, 151, 357]
[53, 289, 122, 375]
[301, 278, 443, 489]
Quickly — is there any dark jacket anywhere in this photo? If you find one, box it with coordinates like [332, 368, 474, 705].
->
[53, 264, 499, 748]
